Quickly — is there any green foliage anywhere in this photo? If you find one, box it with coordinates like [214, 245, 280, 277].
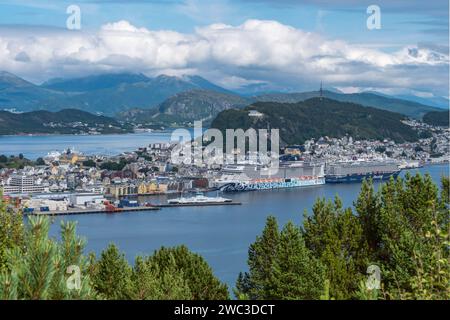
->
[0, 216, 94, 299]
[0, 197, 227, 300]
[99, 159, 128, 171]
[236, 216, 279, 299]
[374, 174, 449, 299]
[35, 157, 46, 166]
[89, 244, 229, 300]
[423, 110, 449, 127]
[0, 154, 34, 169]
[147, 246, 229, 300]
[212, 98, 419, 145]
[236, 217, 325, 300]
[239, 174, 450, 300]
[0, 193, 24, 272]
[269, 222, 325, 299]
[89, 244, 133, 299]
[130, 255, 192, 300]
[82, 159, 97, 167]
[0, 109, 131, 135]
[303, 196, 368, 299]
[255, 90, 437, 119]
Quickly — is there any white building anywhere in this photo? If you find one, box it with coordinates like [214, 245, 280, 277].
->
[68, 193, 106, 206]
[2, 175, 45, 194]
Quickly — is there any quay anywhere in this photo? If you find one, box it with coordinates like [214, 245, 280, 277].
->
[25, 201, 241, 216]
[157, 202, 241, 208]
[26, 206, 160, 216]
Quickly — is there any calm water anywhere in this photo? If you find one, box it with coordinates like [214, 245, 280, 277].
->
[45, 164, 448, 291]
[0, 132, 174, 159]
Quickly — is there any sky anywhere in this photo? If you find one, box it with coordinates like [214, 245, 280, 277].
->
[0, 0, 448, 98]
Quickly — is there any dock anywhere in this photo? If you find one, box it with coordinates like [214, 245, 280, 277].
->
[25, 201, 241, 216]
[157, 202, 241, 208]
[27, 206, 160, 216]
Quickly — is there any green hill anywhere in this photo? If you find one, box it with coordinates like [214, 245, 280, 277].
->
[0, 109, 132, 135]
[423, 110, 450, 127]
[255, 90, 440, 119]
[210, 98, 419, 145]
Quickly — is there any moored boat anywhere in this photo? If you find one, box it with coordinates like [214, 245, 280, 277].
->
[168, 192, 232, 204]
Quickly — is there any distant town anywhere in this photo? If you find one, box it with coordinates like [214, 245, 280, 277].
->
[0, 117, 448, 215]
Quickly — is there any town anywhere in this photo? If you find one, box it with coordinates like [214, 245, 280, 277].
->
[1, 120, 448, 215]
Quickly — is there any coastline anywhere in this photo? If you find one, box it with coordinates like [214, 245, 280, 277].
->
[0, 129, 173, 138]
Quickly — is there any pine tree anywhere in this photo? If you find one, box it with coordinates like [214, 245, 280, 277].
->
[131, 255, 192, 300]
[376, 174, 443, 296]
[355, 179, 380, 256]
[90, 244, 133, 299]
[147, 245, 229, 300]
[0, 192, 24, 272]
[0, 216, 94, 299]
[303, 196, 367, 299]
[236, 216, 280, 299]
[269, 222, 325, 299]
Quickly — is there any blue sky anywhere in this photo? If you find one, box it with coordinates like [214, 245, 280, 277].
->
[0, 0, 448, 97]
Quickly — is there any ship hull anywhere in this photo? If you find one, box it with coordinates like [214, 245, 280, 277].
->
[219, 177, 325, 192]
[325, 171, 400, 183]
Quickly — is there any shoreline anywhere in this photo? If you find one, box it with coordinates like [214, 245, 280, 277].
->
[0, 129, 174, 138]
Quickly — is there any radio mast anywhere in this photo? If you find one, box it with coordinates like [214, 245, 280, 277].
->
[320, 81, 323, 100]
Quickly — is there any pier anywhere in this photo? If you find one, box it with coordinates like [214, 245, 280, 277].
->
[157, 202, 241, 208]
[27, 206, 160, 216]
[25, 201, 241, 216]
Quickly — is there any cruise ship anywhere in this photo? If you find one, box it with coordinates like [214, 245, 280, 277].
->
[325, 160, 400, 183]
[214, 161, 325, 192]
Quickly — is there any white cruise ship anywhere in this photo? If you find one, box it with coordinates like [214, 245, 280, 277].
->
[214, 161, 325, 192]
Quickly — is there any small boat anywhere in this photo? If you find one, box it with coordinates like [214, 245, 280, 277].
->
[168, 192, 232, 205]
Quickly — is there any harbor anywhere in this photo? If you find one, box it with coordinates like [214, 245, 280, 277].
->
[26, 205, 160, 216]
[22, 191, 240, 216]
[26, 201, 242, 216]
[45, 164, 449, 290]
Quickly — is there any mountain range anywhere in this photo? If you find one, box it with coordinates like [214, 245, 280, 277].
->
[0, 71, 446, 124]
[121, 89, 250, 126]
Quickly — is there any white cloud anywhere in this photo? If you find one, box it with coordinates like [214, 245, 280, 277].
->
[0, 19, 447, 96]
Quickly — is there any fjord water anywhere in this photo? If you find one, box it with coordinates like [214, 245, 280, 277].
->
[46, 164, 448, 291]
[0, 132, 174, 159]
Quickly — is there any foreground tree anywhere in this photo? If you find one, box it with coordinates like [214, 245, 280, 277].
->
[89, 244, 133, 299]
[269, 222, 325, 299]
[303, 196, 368, 299]
[0, 196, 227, 300]
[131, 255, 192, 300]
[238, 174, 449, 300]
[375, 174, 449, 299]
[236, 217, 325, 299]
[89, 244, 229, 300]
[0, 192, 24, 272]
[0, 216, 94, 299]
[235, 216, 280, 299]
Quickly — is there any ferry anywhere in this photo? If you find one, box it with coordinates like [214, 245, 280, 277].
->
[168, 192, 232, 204]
